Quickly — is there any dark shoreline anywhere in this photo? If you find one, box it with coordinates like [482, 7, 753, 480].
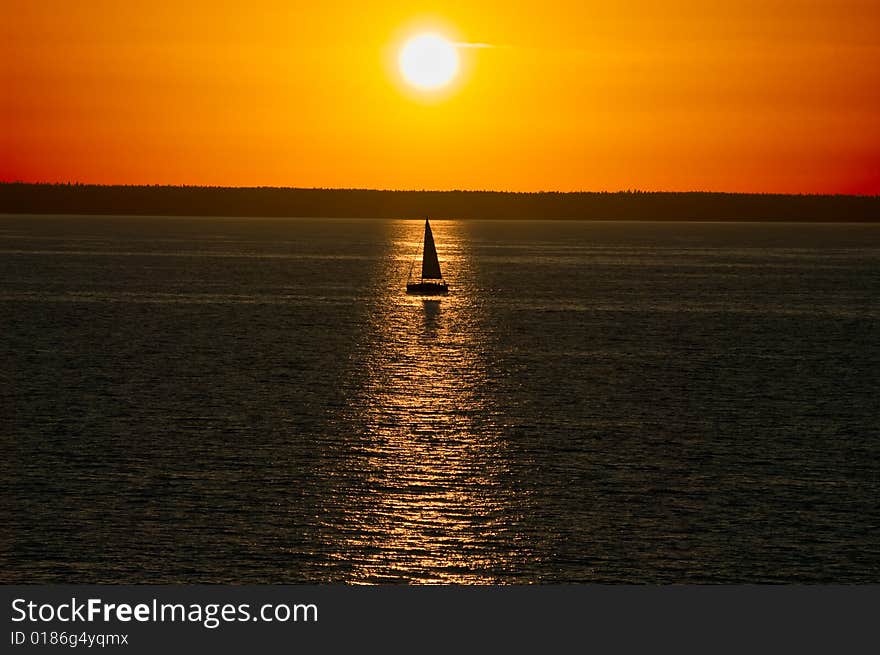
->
[2, 183, 878, 221]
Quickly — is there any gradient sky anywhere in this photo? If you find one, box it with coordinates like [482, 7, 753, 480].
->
[3, 1, 879, 193]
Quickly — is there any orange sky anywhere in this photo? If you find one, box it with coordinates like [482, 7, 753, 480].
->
[3, 1, 879, 193]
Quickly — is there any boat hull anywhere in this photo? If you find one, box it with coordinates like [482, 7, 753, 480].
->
[406, 281, 449, 295]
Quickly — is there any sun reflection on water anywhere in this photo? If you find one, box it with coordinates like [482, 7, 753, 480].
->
[323, 220, 526, 583]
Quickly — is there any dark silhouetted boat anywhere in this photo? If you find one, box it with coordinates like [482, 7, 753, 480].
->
[406, 218, 449, 295]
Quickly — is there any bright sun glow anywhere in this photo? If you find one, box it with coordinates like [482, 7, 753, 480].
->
[398, 33, 459, 90]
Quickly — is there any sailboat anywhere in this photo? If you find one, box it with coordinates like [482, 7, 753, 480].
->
[406, 218, 449, 295]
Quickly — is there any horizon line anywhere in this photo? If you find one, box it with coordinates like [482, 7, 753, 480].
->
[1, 181, 878, 199]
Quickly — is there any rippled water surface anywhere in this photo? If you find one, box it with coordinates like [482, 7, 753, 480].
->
[2, 216, 878, 583]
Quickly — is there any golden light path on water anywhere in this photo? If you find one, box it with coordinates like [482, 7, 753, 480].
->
[322, 220, 527, 583]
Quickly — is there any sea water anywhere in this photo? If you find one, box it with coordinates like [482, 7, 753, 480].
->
[1, 216, 878, 582]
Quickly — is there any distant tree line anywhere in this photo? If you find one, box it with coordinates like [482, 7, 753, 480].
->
[1, 183, 877, 221]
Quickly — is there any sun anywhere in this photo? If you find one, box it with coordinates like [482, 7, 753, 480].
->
[398, 33, 459, 90]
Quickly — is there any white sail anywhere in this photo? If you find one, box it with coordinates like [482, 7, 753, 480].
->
[421, 219, 442, 280]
